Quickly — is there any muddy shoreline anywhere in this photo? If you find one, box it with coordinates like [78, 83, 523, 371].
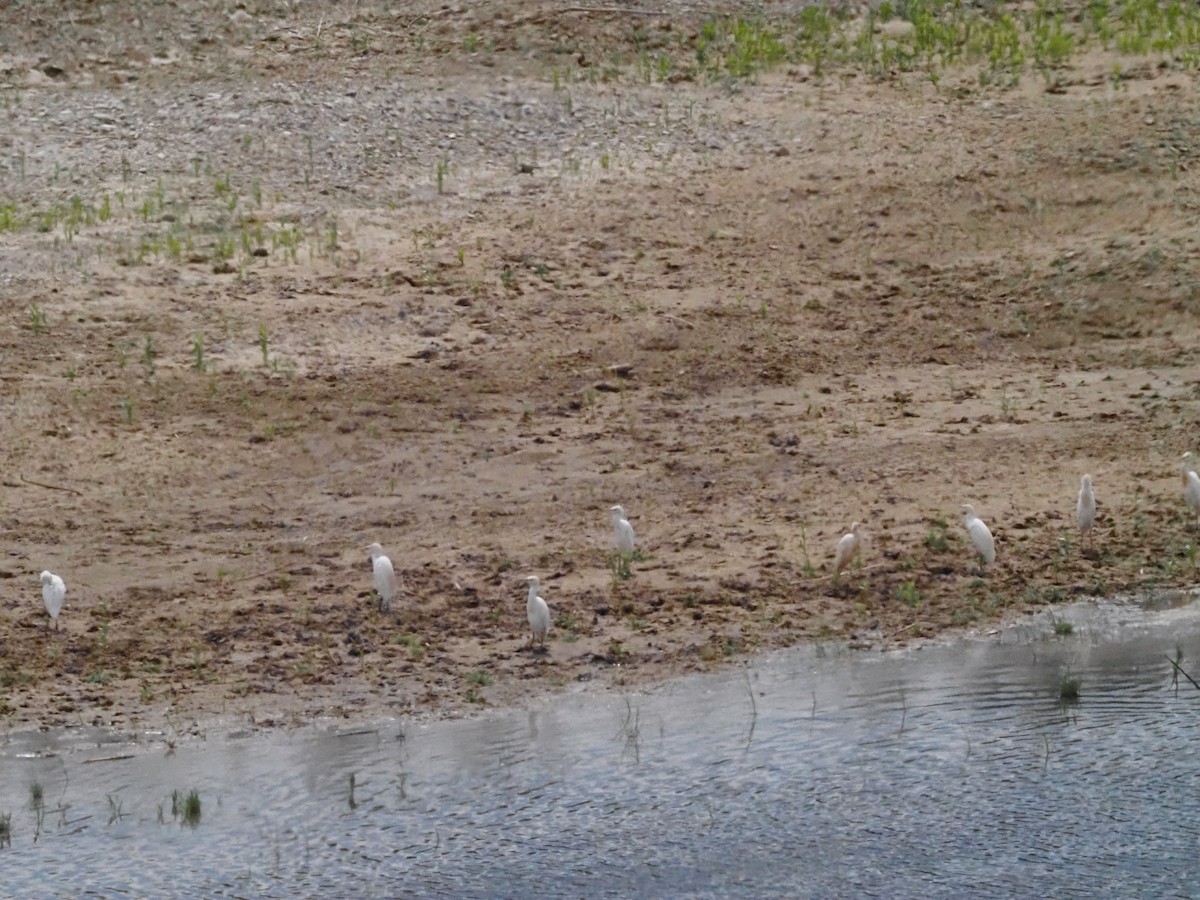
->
[3, 1, 1200, 733]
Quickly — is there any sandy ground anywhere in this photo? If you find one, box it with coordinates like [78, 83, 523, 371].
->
[2, 0, 1200, 734]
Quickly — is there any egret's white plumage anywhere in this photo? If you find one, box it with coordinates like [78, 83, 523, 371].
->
[366, 543, 396, 613]
[610, 505, 636, 556]
[961, 504, 996, 566]
[833, 522, 864, 576]
[1184, 452, 1197, 475]
[1076, 474, 1096, 537]
[40, 571, 65, 630]
[1183, 456, 1200, 523]
[525, 576, 551, 647]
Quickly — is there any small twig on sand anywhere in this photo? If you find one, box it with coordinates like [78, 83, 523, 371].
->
[20, 474, 83, 496]
[228, 565, 293, 584]
[655, 312, 697, 329]
[1165, 655, 1200, 692]
[562, 6, 670, 14]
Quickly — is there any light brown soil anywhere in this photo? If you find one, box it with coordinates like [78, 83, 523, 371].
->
[2, 1, 1200, 733]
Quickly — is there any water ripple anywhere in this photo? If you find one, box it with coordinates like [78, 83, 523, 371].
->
[7, 598, 1200, 896]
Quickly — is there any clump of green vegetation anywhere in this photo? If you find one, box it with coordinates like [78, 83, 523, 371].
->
[172, 789, 202, 827]
[696, 16, 787, 78]
[950, 601, 979, 626]
[28, 303, 46, 333]
[94, 601, 111, 651]
[1052, 617, 1074, 636]
[796, 522, 817, 577]
[923, 517, 950, 552]
[699, 635, 745, 662]
[142, 334, 157, 372]
[436, 156, 450, 194]
[191, 335, 206, 372]
[1059, 674, 1081, 701]
[665, 0, 1200, 88]
[466, 669, 492, 687]
[610, 552, 634, 581]
[0, 669, 34, 690]
[191, 643, 205, 678]
[1026, 585, 1067, 605]
[895, 580, 923, 607]
[554, 612, 581, 643]
[0, 171, 351, 276]
[393, 633, 423, 659]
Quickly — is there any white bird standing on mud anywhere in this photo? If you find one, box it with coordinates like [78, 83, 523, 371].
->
[833, 522, 865, 577]
[961, 504, 996, 567]
[1183, 455, 1200, 524]
[525, 576, 551, 648]
[610, 505, 636, 556]
[366, 543, 396, 613]
[40, 571, 66, 630]
[1077, 474, 1096, 542]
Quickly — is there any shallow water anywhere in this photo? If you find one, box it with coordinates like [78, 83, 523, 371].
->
[5, 596, 1200, 897]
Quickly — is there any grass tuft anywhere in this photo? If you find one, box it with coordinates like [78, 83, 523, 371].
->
[171, 788, 201, 827]
[1059, 675, 1081, 701]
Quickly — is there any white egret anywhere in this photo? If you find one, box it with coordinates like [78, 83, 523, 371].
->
[1076, 474, 1096, 542]
[1183, 455, 1200, 524]
[525, 576, 551, 648]
[366, 543, 396, 613]
[833, 522, 864, 577]
[961, 504, 995, 566]
[610, 505, 636, 556]
[40, 571, 66, 630]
